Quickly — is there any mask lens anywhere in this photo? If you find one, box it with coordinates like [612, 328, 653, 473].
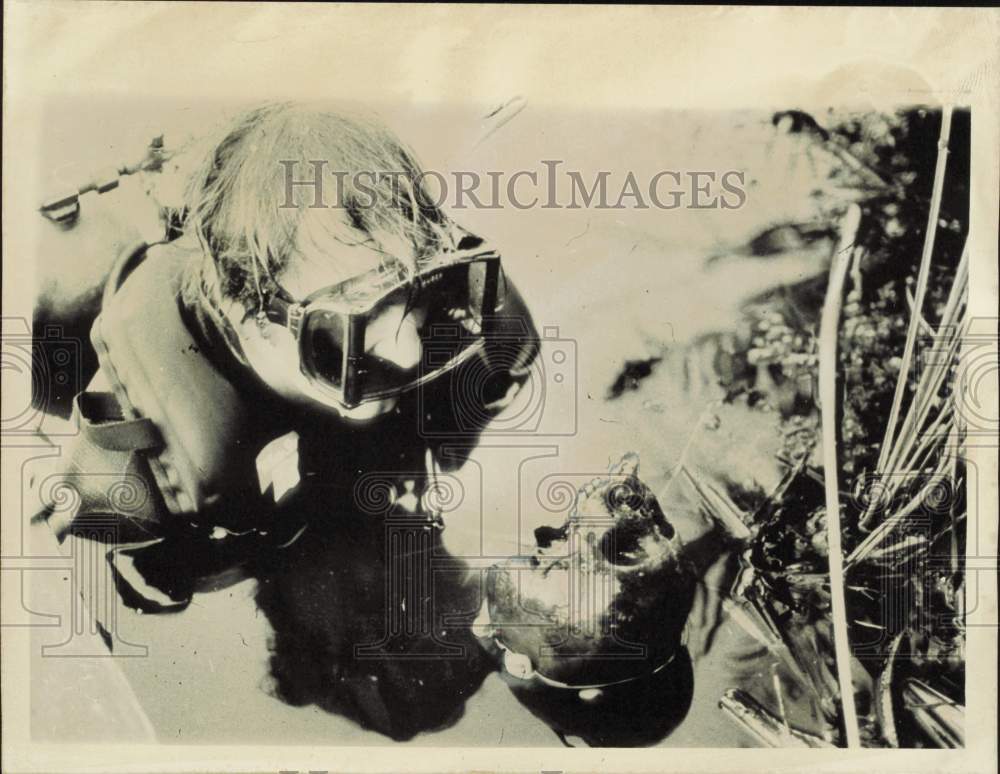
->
[415, 257, 506, 337]
[298, 253, 503, 406]
[467, 258, 508, 318]
[417, 258, 503, 355]
[301, 309, 345, 388]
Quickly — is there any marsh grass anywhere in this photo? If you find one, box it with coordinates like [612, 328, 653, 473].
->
[703, 106, 968, 748]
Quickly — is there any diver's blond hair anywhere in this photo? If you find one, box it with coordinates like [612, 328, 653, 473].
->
[183, 101, 453, 316]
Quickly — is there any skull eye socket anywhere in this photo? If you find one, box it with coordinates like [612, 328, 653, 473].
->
[534, 525, 567, 549]
[604, 479, 678, 542]
[598, 522, 646, 566]
[605, 482, 644, 513]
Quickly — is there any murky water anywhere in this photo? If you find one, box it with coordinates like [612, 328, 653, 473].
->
[25, 100, 849, 745]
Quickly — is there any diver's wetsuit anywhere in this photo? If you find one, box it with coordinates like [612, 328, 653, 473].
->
[44, 238, 540, 612]
[36, 237, 539, 738]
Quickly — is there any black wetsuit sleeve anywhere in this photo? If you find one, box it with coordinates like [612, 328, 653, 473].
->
[425, 276, 540, 471]
[480, 278, 540, 409]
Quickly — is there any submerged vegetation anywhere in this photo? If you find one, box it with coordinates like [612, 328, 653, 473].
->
[697, 106, 970, 748]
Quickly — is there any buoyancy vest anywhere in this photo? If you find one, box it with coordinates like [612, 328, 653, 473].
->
[46, 236, 541, 542]
[92, 238, 264, 516]
[58, 238, 271, 538]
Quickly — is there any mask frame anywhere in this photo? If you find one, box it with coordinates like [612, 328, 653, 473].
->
[262, 246, 505, 410]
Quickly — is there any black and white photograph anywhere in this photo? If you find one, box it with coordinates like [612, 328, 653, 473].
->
[2, 4, 997, 773]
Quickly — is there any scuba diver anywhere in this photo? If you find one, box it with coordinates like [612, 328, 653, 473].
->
[30, 101, 795, 745]
[35, 101, 540, 618]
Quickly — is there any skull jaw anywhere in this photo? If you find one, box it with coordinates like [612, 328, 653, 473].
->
[486, 553, 695, 687]
[484, 454, 697, 687]
[500, 644, 697, 747]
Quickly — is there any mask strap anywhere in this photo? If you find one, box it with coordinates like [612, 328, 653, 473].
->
[190, 233, 253, 368]
[250, 255, 271, 337]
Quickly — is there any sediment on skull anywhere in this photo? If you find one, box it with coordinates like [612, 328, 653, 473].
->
[487, 452, 699, 688]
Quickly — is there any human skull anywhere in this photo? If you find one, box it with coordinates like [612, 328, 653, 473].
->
[484, 452, 698, 688]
